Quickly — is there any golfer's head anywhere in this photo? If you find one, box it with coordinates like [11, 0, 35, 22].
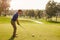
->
[18, 10, 22, 14]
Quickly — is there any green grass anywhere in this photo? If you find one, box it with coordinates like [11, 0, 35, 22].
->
[0, 16, 60, 40]
[0, 16, 11, 23]
[36, 18, 60, 25]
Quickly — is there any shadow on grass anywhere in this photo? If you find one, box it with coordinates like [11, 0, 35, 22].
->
[48, 21, 60, 24]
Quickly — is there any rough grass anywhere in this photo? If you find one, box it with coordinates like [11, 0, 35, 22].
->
[0, 16, 60, 40]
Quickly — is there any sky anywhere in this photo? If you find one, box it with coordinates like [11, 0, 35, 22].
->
[9, 0, 60, 10]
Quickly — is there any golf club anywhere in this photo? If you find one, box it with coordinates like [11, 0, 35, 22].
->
[18, 23, 35, 37]
[19, 24, 24, 28]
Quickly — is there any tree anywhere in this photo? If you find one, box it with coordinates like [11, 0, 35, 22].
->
[37, 10, 43, 19]
[0, 0, 3, 16]
[55, 3, 60, 22]
[0, 0, 11, 16]
[45, 0, 57, 21]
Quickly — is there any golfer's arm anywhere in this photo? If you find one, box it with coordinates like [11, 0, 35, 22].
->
[16, 19, 20, 25]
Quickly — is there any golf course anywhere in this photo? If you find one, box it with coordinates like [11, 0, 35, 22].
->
[0, 16, 60, 40]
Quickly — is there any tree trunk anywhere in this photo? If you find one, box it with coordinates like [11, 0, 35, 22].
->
[4, 9, 7, 16]
[56, 13, 58, 22]
[0, 12, 1, 16]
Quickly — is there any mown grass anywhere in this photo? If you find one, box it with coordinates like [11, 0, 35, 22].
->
[0, 16, 36, 24]
[0, 16, 60, 40]
[36, 18, 60, 25]
[0, 16, 11, 23]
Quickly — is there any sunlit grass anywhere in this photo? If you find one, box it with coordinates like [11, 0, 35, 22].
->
[0, 16, 60, 40]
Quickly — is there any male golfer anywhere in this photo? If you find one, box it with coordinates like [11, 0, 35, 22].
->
[9, 10, 22, 40]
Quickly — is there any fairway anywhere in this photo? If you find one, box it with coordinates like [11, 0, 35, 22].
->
[0, 0, 60, 40]
[0, 17, 60, 40]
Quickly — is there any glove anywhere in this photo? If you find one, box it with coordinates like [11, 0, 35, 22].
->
[17, 22, 20, 25]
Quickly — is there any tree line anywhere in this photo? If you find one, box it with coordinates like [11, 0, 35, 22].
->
[0, 0, 60, 22]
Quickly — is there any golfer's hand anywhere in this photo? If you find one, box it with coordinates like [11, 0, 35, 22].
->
[17, 22, 20, 25]
[17, 21, 20, 25]
[16, 19, 20, 25]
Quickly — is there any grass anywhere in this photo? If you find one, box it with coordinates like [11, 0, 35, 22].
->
[0, 16, 60, 40]
[36, 18, 60, 25]
[0, 16, 11, 23]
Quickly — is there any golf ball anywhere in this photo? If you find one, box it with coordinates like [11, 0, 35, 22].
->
[32, 34, 35, 37]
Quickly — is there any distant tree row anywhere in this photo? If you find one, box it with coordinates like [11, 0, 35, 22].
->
[0, 0, 60, 22]
[19, 10, 43, 19]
